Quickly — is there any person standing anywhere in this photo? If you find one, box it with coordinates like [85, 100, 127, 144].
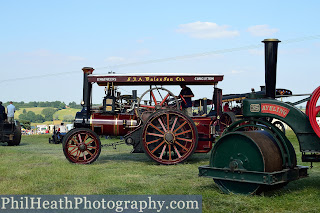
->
[179, 84, 194, 117]
[0, 101, 6, 122]
[7, 101, 16, 123]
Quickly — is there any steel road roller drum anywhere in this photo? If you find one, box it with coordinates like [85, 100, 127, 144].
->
[208, 131, 283, 194]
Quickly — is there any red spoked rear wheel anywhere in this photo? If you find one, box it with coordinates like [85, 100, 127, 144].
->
[306, 86, 320, 138]
[141, 110, 198, 165]
[62, 128, 101, 164]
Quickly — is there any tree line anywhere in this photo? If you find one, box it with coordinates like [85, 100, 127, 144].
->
[19, 108, 58, 123]
[0, 101, 83, 129]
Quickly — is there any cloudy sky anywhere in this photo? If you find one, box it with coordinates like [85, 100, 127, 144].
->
[1, 0, 319, 105]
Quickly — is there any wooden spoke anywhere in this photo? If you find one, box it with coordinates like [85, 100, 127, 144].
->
[151, 140, 165, 153]
[83, 153, 87, 161]
[146, 132, 164, 137]
[176, 137, 193, 143]
[149, 123, 165, 134]
[86, 146, 97, 149]
[159, 144, 167, 159]
[83, 134, 89, 143]
[85, 139, 95, 145]
[69, 147, 78, 155]
[171, 117, 178, 132]
[175, 129, 192, 136]
[167, 113, 170, 130]
[173, 145, 182, 158]
[146, 138, 161, 145]
[158, 118, 167, 132]
[173, 121, 187, 133]
[168, 144, 172, 161]
[71, 137, 80, 145]
[76, 150, 81, 161]
[175, 141, 188, 151]
[77, 134, 83, 143]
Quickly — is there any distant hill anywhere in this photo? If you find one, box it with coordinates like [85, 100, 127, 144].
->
[15, 107, 79, 124]
[15, 107, 47, 118]
[53, 108, 79, 120]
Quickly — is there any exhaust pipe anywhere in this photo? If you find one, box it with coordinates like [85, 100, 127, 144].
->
[262, 39, 281, 99]
[82, 67, 94, 113]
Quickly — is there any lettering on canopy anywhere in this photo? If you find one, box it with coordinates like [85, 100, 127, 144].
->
[126, 76, 186, 82]
[90, 74, 223, 85]
[97, 78, 116, 82]
[194, 77, 215, 81]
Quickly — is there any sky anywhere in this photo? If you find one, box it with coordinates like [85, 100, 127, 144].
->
[1, 0, 319, 105]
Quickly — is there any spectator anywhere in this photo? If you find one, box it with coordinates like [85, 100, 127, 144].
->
[0, 101, 6, 122]
[179, 84, 194, 117]
[59, 123, 68, 133]
[7, 101, 16, 123]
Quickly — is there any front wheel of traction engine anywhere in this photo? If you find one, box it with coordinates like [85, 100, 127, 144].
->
[62, 128, 101, 164]
[141, 110, 198, 165]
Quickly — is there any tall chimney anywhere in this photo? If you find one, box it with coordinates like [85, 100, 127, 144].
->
[82, 67, 94, 113]
[262, 39, 281, 99]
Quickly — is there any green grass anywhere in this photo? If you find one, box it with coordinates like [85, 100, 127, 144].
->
[1, 131, 320, 212]
[15, 107, 47, 118]
[16, 107, 79, 120]
[53, 108, 79, 120]
[15, 107, 79, 126]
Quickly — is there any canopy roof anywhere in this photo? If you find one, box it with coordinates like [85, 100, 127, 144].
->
[88, 73, 224, 86]
[222, 88, 293, 102]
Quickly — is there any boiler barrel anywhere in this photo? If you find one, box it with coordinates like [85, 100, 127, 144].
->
[90, 113, 138, 136]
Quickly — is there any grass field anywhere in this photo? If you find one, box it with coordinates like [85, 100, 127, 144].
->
[53, 108, 79, 120]
[15, 107, 47, 118]
[15, 107, 79, 127]
[15, 107, 79, 119]
[1, 131, 320, 212]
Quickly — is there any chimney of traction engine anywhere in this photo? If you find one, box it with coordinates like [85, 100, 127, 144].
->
[262, 39, 281, 99]
[82, 67, 94, 113]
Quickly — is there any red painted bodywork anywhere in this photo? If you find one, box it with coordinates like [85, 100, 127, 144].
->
[86, 73, 222, 153]
[192, 116, 215, 153]
[90, 113, 215, 153]
[90, 113, 138, 136]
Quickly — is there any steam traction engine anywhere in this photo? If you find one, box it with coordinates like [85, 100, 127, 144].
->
[199, 39, 320, 194]
[62, 71, 226, 165]
[0, 120, 21, 146]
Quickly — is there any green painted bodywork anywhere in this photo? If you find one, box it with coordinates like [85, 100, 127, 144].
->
[198, 94, 319, 193]
[225, 118, 297, 168]
[199, 165, 308, 185]
[242, 97, 320, 152]
[198, 38, 320, 194]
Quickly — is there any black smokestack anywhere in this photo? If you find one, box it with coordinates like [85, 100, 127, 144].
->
[82, 67, 94, 113]
[262, 39, 281, 99]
